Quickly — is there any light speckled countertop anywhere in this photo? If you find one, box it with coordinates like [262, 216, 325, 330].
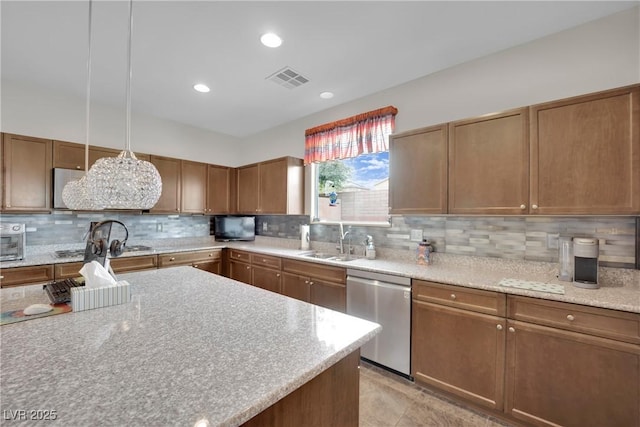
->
[0, 266, 381, 426]
[2, 236, 638, 313]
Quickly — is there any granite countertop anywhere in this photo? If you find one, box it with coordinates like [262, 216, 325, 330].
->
[0, 266, 381, 426]
[2, 236, 638, 313]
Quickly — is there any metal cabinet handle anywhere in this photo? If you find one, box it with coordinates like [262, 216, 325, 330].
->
[450, 294, 456, 300]
[76, 165, 81, 169]
[304, 280, 309, 284]
[276, 273, 281, 277]
[194, 264, 198, 268]
[532, 204, 539, 210]
[208, 253, 213, 257]
[246, 265, 251, 270]
[309, 281, 314, 285]
[508, 327, 515, 333]
[237, 254, 241, 258]
[263, 259, 267, 263]
[496, 324, 503, 330]
[169, 257, 175, 261]
[520, 204, 526, 210]
[566, 314, 575, 321]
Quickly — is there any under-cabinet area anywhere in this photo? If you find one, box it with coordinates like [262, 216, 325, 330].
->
[412, 279, 640, 427]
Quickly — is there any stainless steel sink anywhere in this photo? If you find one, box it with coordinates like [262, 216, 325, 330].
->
[301, 252, 360, 262]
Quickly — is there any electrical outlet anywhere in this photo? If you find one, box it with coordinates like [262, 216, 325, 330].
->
[410, 229, 423, 242]
[547, 233, 559, 249]
[156, 223, 163, 232]
[263, 222, 268, 231]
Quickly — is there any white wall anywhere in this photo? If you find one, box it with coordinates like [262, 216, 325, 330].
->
[240, 6, 640, 163]
[1, 79, 241, 166]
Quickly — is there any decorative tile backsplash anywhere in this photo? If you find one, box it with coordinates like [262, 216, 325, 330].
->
[256, 214, 638, 269]
[2, 212, 637, 269]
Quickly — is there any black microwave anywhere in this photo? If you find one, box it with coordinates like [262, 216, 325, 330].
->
[213, 216, 256, 241]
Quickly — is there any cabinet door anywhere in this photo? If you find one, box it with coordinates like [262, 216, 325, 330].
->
[259, 158, 288, 214]
[181, 160, 207, 214]
[530, 85, 640, 214]
[0, 264, 55, 288]
[207, 164, 231, 214]
[412, 300, 506, 411]
[281, 272, 310, 302]
[251, 265, 281, 294]
[2, 134, 52, 211]
[89, 146, 120, 166]
[310, 278, 346, 312]
[237, 164, 260, 213]
[448, 108, 529, 214]
[150, 155, 181, 213]
[53, 140, 86, 170]
[505, 320, 640, 427]
[193, 260, 221, 275]
[389, 125, 448, 214]
[229, 260, 252, 284]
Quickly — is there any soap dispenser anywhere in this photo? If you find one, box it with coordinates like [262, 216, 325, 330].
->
[365, 235, 376, 259]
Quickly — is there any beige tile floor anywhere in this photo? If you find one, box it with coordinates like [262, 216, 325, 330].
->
[359, 362, 513, 427]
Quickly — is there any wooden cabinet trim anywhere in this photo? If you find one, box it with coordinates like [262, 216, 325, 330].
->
[159, 250, 222, 268]
[1, 264, 55, 287]
[282, 259, 346, 284]
[250, 253, 282, 270]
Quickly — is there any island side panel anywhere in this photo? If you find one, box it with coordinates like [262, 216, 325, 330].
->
[242, 349, 361, 427]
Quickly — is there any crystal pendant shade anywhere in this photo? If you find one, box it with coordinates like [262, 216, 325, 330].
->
[85, 150, 162, 210]
[61, 175, 106, 210]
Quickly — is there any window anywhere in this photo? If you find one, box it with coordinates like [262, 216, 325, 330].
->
[305, 106, 397, 225]
[311, 152, 389, 224]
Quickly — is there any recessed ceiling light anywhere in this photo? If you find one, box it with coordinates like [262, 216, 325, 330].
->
[260, 33, 282, 48]
[193, 84, 210, 93]
[320, 91, 334, 99]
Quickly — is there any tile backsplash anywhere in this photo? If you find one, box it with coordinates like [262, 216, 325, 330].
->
[256, 215, 638, 269]
[2, 212, 637, 269]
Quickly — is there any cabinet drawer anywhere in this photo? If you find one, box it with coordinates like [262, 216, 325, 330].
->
[0, 264, 54, 287]
[413, 280, 506, 316]
[54, 262, 84, 279]
[251, 253, 281, 270]
[282, 259, 346, 285]
[111, 255, 158, 272]
[508, 295, 640, 344]
[228, 249, 251, 263]
[159, 250, 221, 267]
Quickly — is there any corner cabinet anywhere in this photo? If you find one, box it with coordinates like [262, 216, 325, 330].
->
[149, 155, 181, 213]
[2, 133, 52, 212]
[389, 124, 448, 214]
[530, 84, 640, 214]
[237, 157, 303, 214]
[207, 164, 233, 214]
[448, 108, 529, 214]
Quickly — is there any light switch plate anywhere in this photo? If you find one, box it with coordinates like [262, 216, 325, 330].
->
[547, 233, 559, 249]
[263, 222, 268, 231]
[410, 229, 423, 242]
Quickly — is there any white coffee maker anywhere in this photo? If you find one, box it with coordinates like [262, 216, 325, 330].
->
[573, 238, 599, 289]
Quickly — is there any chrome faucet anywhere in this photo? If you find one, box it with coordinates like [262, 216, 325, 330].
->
[337, 223, 352, 255]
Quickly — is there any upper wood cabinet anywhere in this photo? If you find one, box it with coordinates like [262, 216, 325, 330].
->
[530, 84, 640, 215]
[237, 156, 303, 214]
[207, 164, 233, 214]
[52, 140, 149, 170]
[181, 160, 207, 214]
[149, 155, 181, 213]
[448, 108, 529, 215]
[389, 124, 448, 214]
[2, 133, 52, 211]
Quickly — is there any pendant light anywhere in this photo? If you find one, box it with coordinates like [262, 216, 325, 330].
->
[85, 0, 162, 210]
[62, 0, 105, 210]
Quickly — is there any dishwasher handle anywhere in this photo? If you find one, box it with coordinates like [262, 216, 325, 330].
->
[347, 275, 411, 292]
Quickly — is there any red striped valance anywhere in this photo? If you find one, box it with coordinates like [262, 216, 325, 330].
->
[304, 106, 398, 165]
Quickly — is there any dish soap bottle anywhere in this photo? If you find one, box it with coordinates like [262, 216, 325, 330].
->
[417, 239, 432, 265]
[365, 235, 376, 259]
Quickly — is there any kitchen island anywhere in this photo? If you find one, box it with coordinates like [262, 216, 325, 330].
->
[0, 266, 381, 426]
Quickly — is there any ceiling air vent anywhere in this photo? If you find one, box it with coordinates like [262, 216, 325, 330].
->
[266, 66, 309, 89]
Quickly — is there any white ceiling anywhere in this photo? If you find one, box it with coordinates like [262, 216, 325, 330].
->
[2, 1, 637, 138]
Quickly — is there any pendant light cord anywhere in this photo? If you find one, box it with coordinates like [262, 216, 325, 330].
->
[125, 0, 133, 153]
[85, 0, 93, 172]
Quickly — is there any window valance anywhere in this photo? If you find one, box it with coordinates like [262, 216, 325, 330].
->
[304, 106, 398, 165]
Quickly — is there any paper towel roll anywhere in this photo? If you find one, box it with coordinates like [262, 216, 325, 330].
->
[300, 224, 310, 250]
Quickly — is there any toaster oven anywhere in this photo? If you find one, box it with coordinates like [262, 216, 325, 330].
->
[0, 223, 26, 261]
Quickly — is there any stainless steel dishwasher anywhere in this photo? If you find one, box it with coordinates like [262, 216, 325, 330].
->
[346, 269, 412, 377]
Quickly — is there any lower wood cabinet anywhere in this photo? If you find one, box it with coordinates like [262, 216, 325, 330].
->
[412, 281, 506, 410]
[158, 249, 221, 275]
[505, 296, 640, 427]
[54, 255, 158, 279]
[412, 280, 640, 427]
[281, 259, 346, 312]
[250, 254, 282, 293]
[0, 264, 54, 288]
